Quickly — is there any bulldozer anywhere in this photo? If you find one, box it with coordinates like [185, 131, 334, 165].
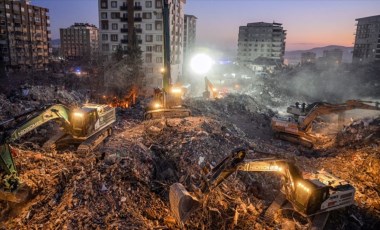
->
[0, 103, 115, 202]
[144, 0, 191, 120]
[271, 100, 380, 147]
[169, 148, 355, 229]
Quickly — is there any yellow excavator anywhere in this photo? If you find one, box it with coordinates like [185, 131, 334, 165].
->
[0, 103, 115, 202]
[271, 100, 380, 147]
[169, 148, 355, 229]
[203, 77, 221, 99]
[144, 0, 190, 119]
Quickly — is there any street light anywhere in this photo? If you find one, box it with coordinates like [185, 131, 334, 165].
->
[190, 53, 213, 75]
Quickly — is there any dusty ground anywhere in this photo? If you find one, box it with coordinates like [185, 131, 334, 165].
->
[0, 86, 380, 229]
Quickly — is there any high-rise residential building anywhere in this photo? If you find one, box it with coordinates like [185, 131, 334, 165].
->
[301, 52, 316, 65]
[60, 23, 99, 61]
[237, 22, 286, 64]
[0, 0, 51, 71]
[353, 15, 380, 64]
[182, 14, 196, 78]
[98, 0, 186, 90]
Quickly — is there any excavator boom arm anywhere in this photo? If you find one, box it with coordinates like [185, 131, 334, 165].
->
[299, 100, 380, 130]
[0, 104, 71, 175]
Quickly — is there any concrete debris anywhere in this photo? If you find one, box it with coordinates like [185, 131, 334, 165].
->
[0, 92, 379, 229]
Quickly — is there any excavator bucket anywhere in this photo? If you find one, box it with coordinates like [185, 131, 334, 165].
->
[169, 183, 201, 224]
[0, 184, 29, 203]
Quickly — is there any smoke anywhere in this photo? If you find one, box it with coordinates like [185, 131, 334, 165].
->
[277, 63, 380, 103]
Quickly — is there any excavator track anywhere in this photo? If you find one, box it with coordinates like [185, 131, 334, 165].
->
[77, 127, 112, 155]
[263, 193, 287, 224]
[42, 131, 67, 152]
[276, 133, 314, 148]
[310, 212, 330, 230]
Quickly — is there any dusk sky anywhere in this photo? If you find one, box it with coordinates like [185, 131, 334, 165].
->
[33, 0, 380, 54]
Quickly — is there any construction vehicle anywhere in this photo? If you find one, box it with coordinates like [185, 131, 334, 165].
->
[271, 100, 380, 147]
[0, 103, 115, 202]
[144, 0, 191, 119]
[203, 77, 221, 99]
[169, 148, 355, 229]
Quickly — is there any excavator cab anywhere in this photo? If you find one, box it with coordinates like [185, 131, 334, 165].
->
[69, 108, 93, 138]
[290, 179, 329, 215]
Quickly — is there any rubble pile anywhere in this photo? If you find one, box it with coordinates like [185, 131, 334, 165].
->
[336, 116, 380, 148]
[0, 85, 84, 120]
[1, 90, 380, 229]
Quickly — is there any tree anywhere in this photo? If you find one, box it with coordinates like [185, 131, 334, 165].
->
[104, 30, 145, 98]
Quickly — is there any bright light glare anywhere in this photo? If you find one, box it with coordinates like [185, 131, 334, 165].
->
[191, 54, 213, 75]
[153, 103, 162, 109]
[171, 87, 182, 94]
[72, 112, 84, 118]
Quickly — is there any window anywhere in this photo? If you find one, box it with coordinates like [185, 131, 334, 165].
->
[146, 53, 152, 63]
[135, 1, 141, 6]
[156, 35, 162, 41]
[155, 21, 162, 30]
[143, 12, 152, 19]
[111, 34, 118, 41]
[156, 0, 162, 8]
[101, 21, 109, 30]
[155, 45, 162, 52]
[102, 44, 109, 52]
[101, 0, 107, 8]
[112, 45, 119, 51]
[101, 12, 107, 19]
[112, 23, 118, 30]
[156, 57, 162, 63]
[156, 13, 163, 19]
[5, 4, 9, 9]
[146, 46, 152, 52]
[146, 1, 152, 8]
[111, 12, 120, 19]
[146, 24, 152, 30]
[146, 35, 153, 42]
[111, 1, 117, 8]
[102, 34, 108, 41]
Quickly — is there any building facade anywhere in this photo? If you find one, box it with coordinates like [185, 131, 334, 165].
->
[182, 14, 196, 79]
[0, 0, 51, 71]
[237, 22, 286, 64]
[60, 23, 99, 61]
[353, 15, 380, 64]
[301, 52, 316, 65]
[98, 0, 186, 89]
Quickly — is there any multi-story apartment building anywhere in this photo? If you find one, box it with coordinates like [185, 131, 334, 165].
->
[60, 23, 99, 61]
[353, 15, 380, 64]
[98, 0, 186, 90]
[301, 52, 316, 65]
[0, 0, 51, 71]
[237, 22, 286, 64]
[182, 14, 196, 78]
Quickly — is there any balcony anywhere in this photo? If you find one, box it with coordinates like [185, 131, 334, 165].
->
[120, 5, 128, 10]
[121, 28, 128, 33]
[134, 6, 142, 11]
[134, 17, 142, 22]
[121, 39, 128, 44]
[135, 28, 142, 33]
[120, 17, 128, 22]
